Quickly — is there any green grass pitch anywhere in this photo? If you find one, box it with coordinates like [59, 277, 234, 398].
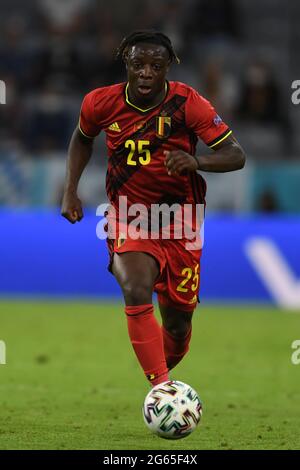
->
[0, 301, 300, 450]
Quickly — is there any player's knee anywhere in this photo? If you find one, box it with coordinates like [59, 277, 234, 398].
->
[168, 325, 190, 338]
[164, 317, 192, 338]
[122, 282, 152, 306]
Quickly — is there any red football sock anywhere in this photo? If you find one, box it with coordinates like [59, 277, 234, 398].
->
[125, 304, 169, 386]
[162, 325, 192, 371]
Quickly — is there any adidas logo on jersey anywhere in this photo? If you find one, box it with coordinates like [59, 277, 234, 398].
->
[108, 122, 121, 132]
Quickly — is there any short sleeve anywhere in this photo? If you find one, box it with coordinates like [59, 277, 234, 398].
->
[185, 88, 232, 148]
[79, 90, 101, 138]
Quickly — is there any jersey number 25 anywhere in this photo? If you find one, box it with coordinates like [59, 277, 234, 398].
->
[125, 140, 151, 166]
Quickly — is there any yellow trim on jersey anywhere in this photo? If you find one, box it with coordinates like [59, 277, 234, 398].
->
[209, 130, 232, 149]
[78, 120, 95, 139]
[125, 82, 168, 113]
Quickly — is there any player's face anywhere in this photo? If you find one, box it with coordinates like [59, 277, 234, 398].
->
[126, 43, 170, 105]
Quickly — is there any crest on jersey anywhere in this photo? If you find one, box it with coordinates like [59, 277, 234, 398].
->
[156, 115, 171, 139]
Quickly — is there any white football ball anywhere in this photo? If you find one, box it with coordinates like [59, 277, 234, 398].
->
[142, 380, 202, 439]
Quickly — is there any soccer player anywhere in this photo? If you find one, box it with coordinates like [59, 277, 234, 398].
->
[61, 31, 246, 387]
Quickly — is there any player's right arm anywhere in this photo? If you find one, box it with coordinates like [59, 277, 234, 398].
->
[61, 90, 101, 224]
[61, 127, 94, 223]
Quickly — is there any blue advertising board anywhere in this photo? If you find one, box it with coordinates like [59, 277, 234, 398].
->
[0, 209, 300, 308]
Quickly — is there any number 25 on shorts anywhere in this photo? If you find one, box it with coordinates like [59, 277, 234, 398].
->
[125, 139, 151, 166]
[176, 264, 199, 293]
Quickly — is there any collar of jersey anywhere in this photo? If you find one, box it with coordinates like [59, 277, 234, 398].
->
[125, 81, 168, 113]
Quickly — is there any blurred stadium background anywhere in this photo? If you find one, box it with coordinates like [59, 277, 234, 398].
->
[0, 0, 299, 305]
[0, 0, 300, 450]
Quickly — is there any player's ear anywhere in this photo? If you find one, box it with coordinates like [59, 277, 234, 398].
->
[165, 60, 171, 73]
[123, 51, 129, 69]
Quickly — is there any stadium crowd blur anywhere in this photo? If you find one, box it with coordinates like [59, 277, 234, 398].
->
[0, 0, 298, 211]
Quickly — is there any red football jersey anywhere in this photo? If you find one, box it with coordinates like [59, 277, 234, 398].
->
[79, 80, 231, 220]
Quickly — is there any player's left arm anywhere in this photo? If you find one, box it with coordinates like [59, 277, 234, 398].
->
[165, 88, 246, 176]
[164, 134, 245, 176]
[196, 133, 246, 173]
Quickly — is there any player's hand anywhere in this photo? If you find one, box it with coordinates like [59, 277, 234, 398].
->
[61, 191, 83, 224]
[164, 150, 198, 176]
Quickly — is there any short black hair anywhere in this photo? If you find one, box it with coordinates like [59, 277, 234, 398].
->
[115, 30, 180, 64]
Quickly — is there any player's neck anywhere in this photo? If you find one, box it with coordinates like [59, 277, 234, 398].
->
[126, 82, 168, 111]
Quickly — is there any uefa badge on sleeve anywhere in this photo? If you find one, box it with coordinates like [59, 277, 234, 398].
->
[156, 115, 172, 139]
[213, 114, 223, 126]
